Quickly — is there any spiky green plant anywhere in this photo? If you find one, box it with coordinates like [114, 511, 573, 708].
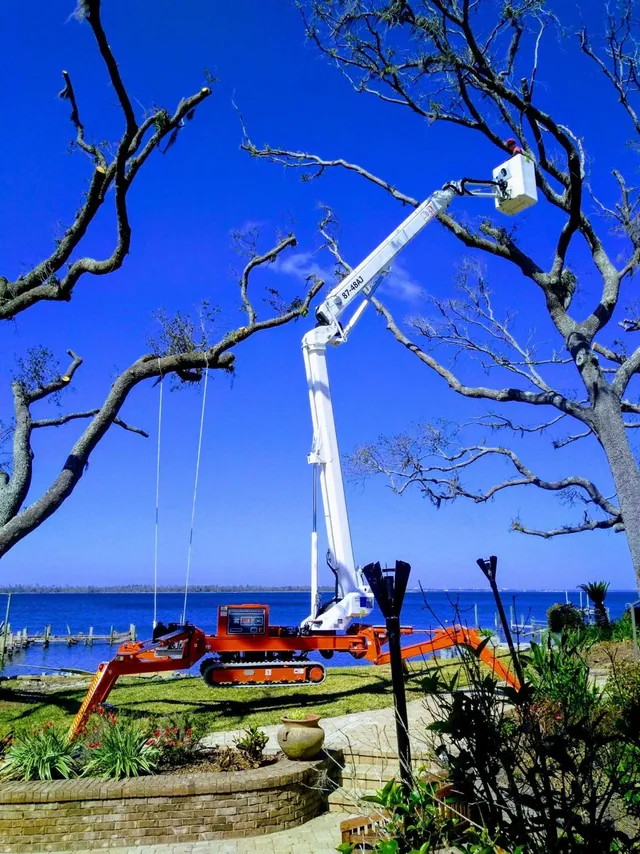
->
[0, 724, 77, 781]
[82, 717, 159, 779]
[578, 581, 610, 627]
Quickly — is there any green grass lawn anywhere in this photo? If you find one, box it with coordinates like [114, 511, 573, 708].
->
[0, 661, 459, 736]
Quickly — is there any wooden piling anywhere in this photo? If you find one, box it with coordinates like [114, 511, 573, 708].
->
[0, 594, 11, 666]
[0, 623, 137, 657]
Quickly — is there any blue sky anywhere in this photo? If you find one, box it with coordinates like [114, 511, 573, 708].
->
[0, 0, 638, 591]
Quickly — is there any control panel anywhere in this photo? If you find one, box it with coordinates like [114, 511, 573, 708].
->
[218, 604, 269, 637]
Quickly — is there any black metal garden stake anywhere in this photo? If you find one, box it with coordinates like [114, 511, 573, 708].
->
[476, 555, 524, 686]
[363, 560, 412, 795]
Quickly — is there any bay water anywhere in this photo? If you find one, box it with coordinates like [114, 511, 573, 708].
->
[0, 589, 636, 678]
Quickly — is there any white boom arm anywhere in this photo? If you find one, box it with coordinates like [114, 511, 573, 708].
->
[301, 155, 537, 632]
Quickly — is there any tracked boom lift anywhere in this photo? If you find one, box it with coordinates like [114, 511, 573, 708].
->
[70, 152, 535, 738]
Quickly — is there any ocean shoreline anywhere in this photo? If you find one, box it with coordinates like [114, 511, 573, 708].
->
[1, 587, 636, 595]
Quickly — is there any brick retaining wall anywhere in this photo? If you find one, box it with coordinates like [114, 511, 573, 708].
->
[0, 754, 341, 852]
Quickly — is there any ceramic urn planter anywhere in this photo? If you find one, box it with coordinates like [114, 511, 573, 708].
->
[277, 713, 325, 760]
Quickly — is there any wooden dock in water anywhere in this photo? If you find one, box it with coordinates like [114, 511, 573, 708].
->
[0, 621, 136, 664]
[0, 593, 136, 666]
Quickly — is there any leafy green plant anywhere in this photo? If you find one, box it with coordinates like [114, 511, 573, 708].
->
[0, 723, 77, 780]
[477, 628, 495, 639]
[82, 715, 159, 779]
[337, 783, 516, 853]
[455, 844, 523, 854]
[454, 827, 525, 853]
[361, 777, 466, 852]
[526, 633, 600, 723]
[234, 725, 268, 765]
[546, 602, 585, 634]
[611, 609, 635, 642]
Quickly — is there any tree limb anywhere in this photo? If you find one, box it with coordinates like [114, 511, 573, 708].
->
[513, 514, 623, 539]
[0, 232, 322, 556]
[349, 424, 621, 538]
[26, 351, 83, 404]
[239, 235, 297, 324]
[613, 344, 640, 396]
[31, 411, 148, 437]
[59, 70, 106, 166]
[373, 297, 585, 418]
[0, 0, 212, 320]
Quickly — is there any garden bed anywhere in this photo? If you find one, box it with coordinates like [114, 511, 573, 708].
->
[0, 751, 342, 852]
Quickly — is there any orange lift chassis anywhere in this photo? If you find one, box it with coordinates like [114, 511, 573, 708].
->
[70, 604, 519, 738]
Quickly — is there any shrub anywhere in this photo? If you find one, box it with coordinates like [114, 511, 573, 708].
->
[82, 715, 159, 779]
[148, 715, 198, 771]
[546, 602, 585, 633]
[211, 745, 257, 772]
[420, 636, 640, 852]
[612, 609, 636, 642]
[526, 633, 600, 723]
[339, 779, 520, 853]
[605, 659, 640, 740]
[234, 725, 268, 765]
[0, 723, 77, 781]
[0, 731, 12, 759]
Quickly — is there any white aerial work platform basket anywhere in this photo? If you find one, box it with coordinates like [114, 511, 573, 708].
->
[493, 153, 538, 215]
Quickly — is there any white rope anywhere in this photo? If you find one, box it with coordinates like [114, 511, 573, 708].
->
[181, 365, 209, 623]
[153, 375, 164, 629]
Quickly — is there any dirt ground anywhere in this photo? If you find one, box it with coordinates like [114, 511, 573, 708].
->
[587, 640, 636, 670]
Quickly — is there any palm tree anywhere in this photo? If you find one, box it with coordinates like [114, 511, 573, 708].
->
[578, 581, 610, 628]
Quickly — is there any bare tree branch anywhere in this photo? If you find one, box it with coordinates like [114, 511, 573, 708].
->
[82, 0, 137, 136]
[25, 350, 83, 404]
[239, 235, 297, 324]
[373, 297, 585, 418]
[349, 423, 622, 539]
[621, 314, 640, 333]
[31, 410, 148, 437]
[0, 0, 212, 320]
[0, 233, 323, 557]
[593, 341, 627, 365]
[471, 412, 568, 436]
[614, 345, 640, 396]
[579, 5, 640, 138]
[513, 515, 623, 539]
[58, 70, 106, 166]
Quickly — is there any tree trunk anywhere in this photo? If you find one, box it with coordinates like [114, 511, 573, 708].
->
[594, 603, 608, 628]
[593, 392, 640, 593]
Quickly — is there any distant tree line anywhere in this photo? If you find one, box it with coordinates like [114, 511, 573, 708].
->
[0, 584, 333, 594]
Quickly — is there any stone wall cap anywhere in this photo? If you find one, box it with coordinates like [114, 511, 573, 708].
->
[0, 755, 333, 804]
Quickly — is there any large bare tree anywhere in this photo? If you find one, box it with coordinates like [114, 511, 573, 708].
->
[0, 1, 323, 558]
[243, 0, 640, 588]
